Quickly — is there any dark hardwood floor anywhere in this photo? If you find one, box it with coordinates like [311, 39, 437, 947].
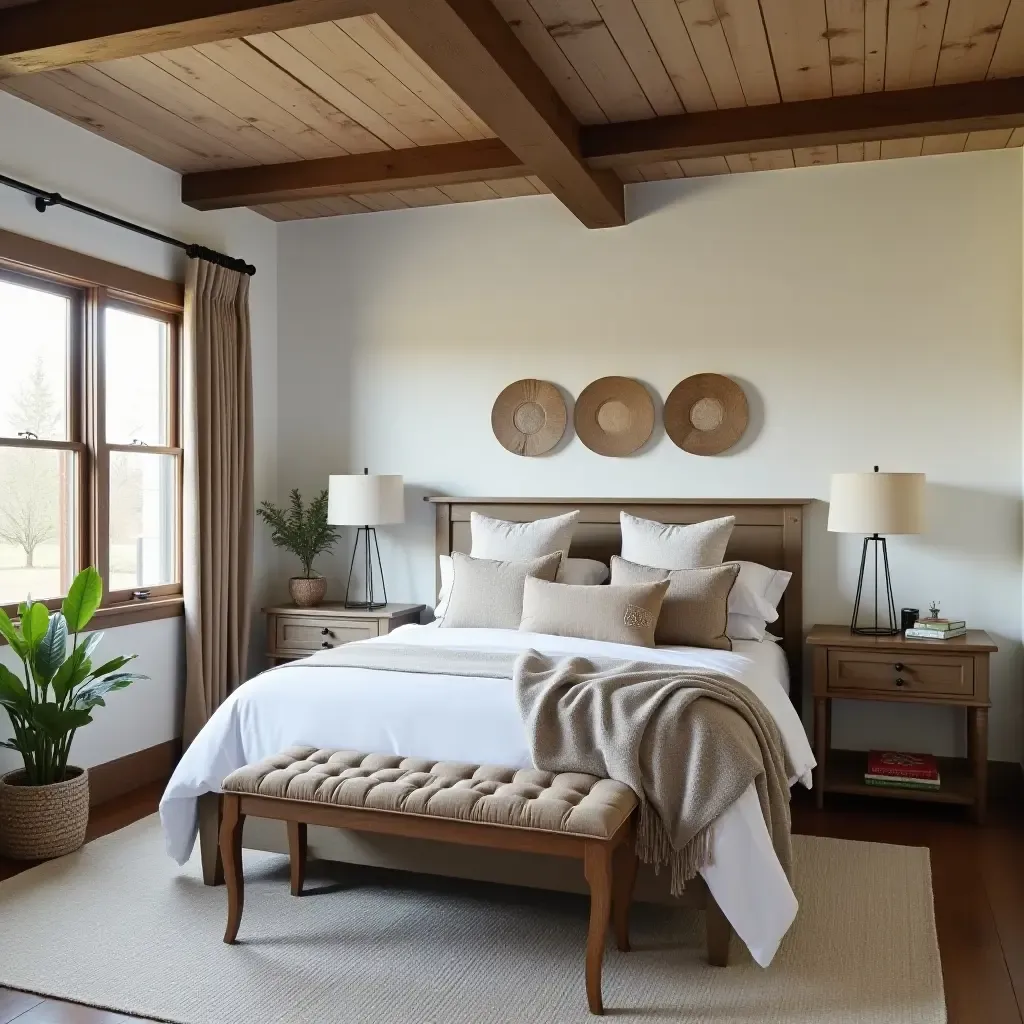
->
[0, 776, 1021, 1023]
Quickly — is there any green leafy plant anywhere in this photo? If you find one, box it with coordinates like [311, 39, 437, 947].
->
[257, 488, 339, 579]
[0, 567, 147, 786]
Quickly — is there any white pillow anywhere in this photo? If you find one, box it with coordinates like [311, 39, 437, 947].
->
[726, 613, 768, 641]
[728, 561, 792, 624]
[434, 554, 606, 618]
[470, 510, 579, 561]
[619, 512, 735, 569]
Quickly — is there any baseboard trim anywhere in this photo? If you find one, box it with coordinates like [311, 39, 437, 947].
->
[87, 739, 181, 807]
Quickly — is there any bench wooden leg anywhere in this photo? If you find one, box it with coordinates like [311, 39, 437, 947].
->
[220, 794, 245, 944]
[705, 889, 732, 967]
[199, 793, 224, 887]
[583, 841, 613, 1015]
[611, 832, 637, 953]
[288, 821, 307, 896]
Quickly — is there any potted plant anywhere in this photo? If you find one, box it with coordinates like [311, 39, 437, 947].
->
[0, 567, 146, 860]
[257, 488, 339, 608]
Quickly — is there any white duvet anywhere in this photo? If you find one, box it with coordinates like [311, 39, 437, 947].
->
[161, 625, 815, 967]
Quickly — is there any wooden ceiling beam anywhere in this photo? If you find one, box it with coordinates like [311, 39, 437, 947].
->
[582, 77, 1024, 167]
[0, 0, 374, 76]
[375, 0, 625, 228]
[182, 139, 526, 209]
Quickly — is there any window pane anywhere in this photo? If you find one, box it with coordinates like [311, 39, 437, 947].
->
[0, 447, 76, 604]
[0, 278, 70, 441]
[105, 307, 169, 445]
[109, 451, 177, 590]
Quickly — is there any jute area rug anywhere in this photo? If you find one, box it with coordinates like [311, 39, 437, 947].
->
[0, 815, 943, 1024]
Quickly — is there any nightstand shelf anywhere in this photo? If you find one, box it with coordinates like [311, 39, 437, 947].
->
[822, 749, 976, 807]
[807, 625, 997, 823]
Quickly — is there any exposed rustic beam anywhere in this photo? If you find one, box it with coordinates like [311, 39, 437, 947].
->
[0, 0, 374, 76]
[376, 0, 624, 229]
[182, 139, 526, 209]
[581, 77, 1024, 167]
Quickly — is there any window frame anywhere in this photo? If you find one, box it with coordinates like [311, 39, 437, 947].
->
[0, 232, 185, 627]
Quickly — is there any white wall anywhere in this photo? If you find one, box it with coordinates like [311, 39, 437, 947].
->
[278, 149, 1024, 762]
[0, 92, 279, 772]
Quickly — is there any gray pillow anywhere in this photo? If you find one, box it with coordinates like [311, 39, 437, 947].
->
[439, 551, 561, 629]
[610, 555, 739, 650]
[519, 576, 669, 648]
[619, 511, 735, 568]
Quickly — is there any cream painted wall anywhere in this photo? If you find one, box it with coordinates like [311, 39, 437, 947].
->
[277, 149, 1024, 762]
[0, 92, 279, 772]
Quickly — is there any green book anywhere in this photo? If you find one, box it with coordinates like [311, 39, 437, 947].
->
[864, 777, 941, 792]
[913, 619, 966, 631]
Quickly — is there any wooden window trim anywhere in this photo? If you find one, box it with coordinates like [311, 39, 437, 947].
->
[0, 229, 184, 618]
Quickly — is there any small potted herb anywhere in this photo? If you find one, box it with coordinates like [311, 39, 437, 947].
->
[257, 489, 339, 608]
[0, 567, 146, 859]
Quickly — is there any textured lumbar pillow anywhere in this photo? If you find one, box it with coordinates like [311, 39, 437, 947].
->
[519, 576, 669, 647]
[610, 556, 739, 650]
[439, 551, 561, 629]
[470, 510, 579, 562]
[619, 511, 735, 569]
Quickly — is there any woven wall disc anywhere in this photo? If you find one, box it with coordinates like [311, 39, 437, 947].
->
[574, 376, 654, 457]
[491, 379, 567, 456]
[665, 373, 748, 455]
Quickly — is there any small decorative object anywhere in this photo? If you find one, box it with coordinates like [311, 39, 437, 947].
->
[828, 467, 926, 636]
[929, 601, 940, 620]
[664, 373, 749, 455]
[574, 376, 654, 457]
[257, 489, 339, 608]
[900, 607, 920, 634]
[328, 470, 405, 610]
[491, 379, 567, 456]
[0, 567, 146, 859]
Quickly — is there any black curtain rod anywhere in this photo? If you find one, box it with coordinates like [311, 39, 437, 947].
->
[0, 172, 256, 276]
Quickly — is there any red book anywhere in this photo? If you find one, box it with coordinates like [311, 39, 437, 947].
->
[866, 750, 940, 781]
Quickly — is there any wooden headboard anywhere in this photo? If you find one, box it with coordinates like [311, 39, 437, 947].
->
[428, 497, 809, 712]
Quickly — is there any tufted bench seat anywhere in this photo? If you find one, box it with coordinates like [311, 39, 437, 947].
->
[218, 746, 640, 1015]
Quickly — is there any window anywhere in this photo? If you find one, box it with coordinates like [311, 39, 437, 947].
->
[0, 259, 182, 617]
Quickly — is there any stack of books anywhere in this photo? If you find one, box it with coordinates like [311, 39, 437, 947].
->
[905, 617, 966, 640]
[864, 750, 940, 791]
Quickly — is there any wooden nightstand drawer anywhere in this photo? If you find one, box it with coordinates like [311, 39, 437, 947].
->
[826, 649, 974, 698]
[275, 616, 378, 652]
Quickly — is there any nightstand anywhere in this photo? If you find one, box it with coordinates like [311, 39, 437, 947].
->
[806, 625, 997, 823]
[264, 603, 425, 666]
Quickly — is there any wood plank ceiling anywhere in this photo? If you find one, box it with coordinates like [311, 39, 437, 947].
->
[4, 0, 1024, 221]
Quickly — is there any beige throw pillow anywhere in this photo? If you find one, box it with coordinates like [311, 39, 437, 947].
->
[619, 511, 735, 569]
[439, 551, 561, 629]
[470, 510, 579, 561]
[610, 555, 739, 650]
[519, 576, 669, 648]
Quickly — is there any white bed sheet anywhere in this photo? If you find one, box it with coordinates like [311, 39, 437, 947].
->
[161, 625, 814, 968]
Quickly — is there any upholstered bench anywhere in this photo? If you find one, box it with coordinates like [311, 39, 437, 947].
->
[219, 746, 640, 1015]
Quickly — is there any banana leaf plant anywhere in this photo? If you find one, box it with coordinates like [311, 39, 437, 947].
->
[0, 567, 147, 785]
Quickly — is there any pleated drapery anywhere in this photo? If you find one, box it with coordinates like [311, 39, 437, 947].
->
[182, 259, 254, 746]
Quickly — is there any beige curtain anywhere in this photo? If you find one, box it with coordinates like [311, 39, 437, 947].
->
[182, 259, 254, 746]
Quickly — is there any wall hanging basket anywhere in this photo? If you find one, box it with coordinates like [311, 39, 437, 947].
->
[664, 373, 748, 455]
[574, 376, 654, 457]
[491, 379, 567, 456]
[0, 767, 90, 860]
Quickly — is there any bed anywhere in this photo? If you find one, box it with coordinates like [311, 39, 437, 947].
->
[161, 497, 814, 968]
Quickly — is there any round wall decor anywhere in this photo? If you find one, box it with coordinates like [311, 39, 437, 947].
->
[491, 379, 567, 456]
[574, 376, 654, 457]
[664, 373, 748, 455]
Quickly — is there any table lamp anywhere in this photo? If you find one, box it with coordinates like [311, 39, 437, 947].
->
[327, 469, 404, 610]
[827, 467, 925, 636]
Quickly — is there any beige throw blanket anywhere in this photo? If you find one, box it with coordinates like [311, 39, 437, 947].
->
[301, 643, 793, 893]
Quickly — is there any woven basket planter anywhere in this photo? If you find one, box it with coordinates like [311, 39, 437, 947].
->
[289, 576, 327, 608]
[0, 767, 90, 860]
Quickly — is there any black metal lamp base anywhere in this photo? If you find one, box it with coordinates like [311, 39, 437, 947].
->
[850, 534, 899, 636]
[343, 526, 388, 611]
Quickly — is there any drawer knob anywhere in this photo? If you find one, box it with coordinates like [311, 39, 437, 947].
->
[320, 627, 329, 635]
[895, 677, 906, 687]
[321, 640, 331, 649]
[894, 662, 904, 671]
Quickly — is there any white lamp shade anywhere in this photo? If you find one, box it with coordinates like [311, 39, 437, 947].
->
[827, 472, 925, 535]
[327, 474, 405, 526]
